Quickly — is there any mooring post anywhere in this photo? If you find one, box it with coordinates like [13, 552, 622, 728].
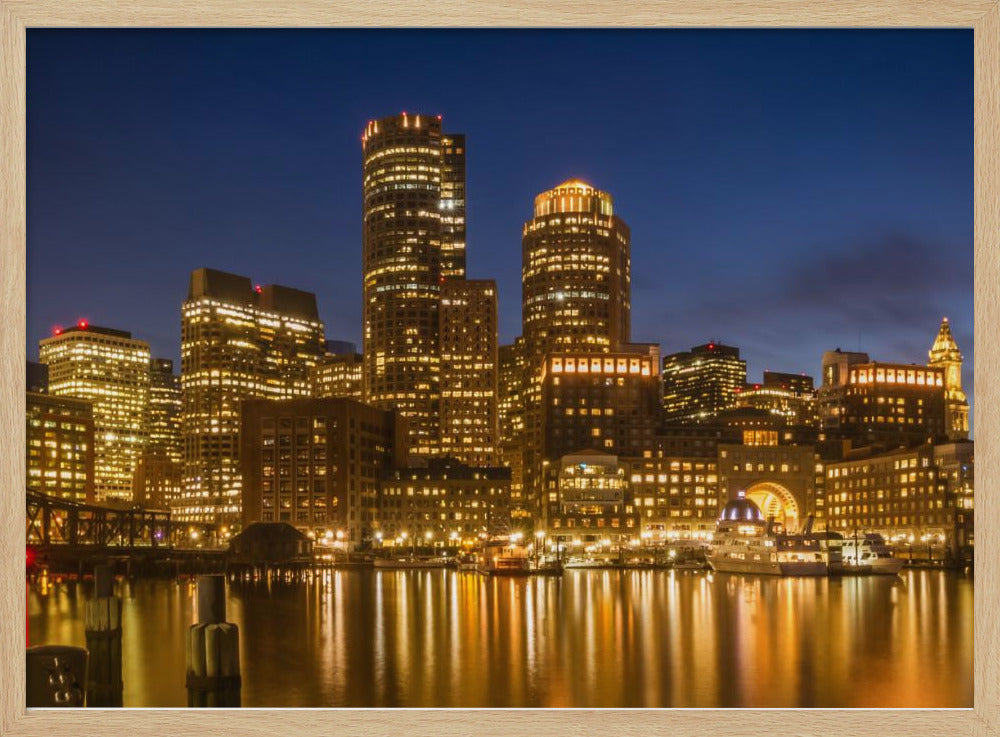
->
[84, 564, 123, 706]
[186, 574, 241, 707]
[26, 645, 88, 707]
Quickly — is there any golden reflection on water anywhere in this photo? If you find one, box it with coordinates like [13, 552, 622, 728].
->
[26, 569, 972, 708]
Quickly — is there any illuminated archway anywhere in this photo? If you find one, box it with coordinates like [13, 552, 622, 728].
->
[745, 482, 800, 530]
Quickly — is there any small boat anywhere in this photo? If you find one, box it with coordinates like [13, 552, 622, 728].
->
[563, 557, 626, 570]
[840, 533, 904, 575]
[456, 553, 479, 572]
[478, 540, 531, 576]
[374, 556, 451, 570]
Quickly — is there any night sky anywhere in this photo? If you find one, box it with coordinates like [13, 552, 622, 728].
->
[26, 29, 974, 429]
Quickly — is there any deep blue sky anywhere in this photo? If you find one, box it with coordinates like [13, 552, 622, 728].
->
[26, 30, 974, 429]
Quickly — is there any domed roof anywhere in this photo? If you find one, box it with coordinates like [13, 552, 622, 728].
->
[719, 495, 764, 523]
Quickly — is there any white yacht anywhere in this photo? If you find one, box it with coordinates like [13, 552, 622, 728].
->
[840, 533, 904, 575]
[706, 494, 828, 576]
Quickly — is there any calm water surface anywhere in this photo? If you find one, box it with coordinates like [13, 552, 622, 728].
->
[27, 569, 972, 708]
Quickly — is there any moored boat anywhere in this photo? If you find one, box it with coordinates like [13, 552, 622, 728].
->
[706, 493, 828, 576]
[478, 539, 531, 575]
[839, 533, 904, 575]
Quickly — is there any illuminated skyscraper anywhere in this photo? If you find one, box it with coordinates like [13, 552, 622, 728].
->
[928, 317, 969, 440]
[439, 279, 498, 466]
[440, 133, 467, 279]
[362, 112, 456, 454]
[521, 179, 631, 361]
[661, 343, 747, 423]
[132, 358, 182, 509]
[362, 113, 488, 458]
[179, 268, 324, 526]
[39, 322, 151, 502]
[498, 339, 528, 517]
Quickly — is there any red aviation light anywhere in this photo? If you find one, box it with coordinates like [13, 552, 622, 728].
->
[255, 285, 263, 294]
[708, 343, 715, 350]
[53, 326, 63, 336]
[77, 319, 89, 329]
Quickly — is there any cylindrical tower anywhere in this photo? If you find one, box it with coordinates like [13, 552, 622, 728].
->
[521, 179, 631, 363]
[362, 112, 444, 455]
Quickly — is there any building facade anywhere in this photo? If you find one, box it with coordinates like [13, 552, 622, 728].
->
[178, 268, 325, 526]
[240, 397, 407, 546]
[733, 370, 818, 427]
[825, 440, 973, 556]
[836, 362, 946, 447]
[498, 340, 528, 518]
[661, 343, 747, 423]
[311, 352, 364, 400]
[379, 458, 510, 544]
[39, 322, 151, 502]
[439, 279, 498, 466]
[26, 391, 95, 502]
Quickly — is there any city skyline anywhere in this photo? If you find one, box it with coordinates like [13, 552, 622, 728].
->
[26, 29, 973, 430]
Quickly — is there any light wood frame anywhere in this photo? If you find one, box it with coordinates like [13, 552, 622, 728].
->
[1, 2, 996, 735]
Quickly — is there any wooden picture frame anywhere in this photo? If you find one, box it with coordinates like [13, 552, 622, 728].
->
[1, 1, 996, 735]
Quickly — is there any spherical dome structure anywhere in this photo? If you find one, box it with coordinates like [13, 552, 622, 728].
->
[719, 496, 765, 523]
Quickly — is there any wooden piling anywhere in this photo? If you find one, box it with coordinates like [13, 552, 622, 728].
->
[185, 574, 241, 707]
[84, 564, 123, 707]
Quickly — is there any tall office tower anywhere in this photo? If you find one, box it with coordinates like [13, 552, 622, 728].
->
[148, 358, 182, 462]
[928, 317, 969, 440]
[498, 339, 528, 517]
[362, 112, 463, 455]
[132, 358, 183, 509]
[39, 322, 151, 502]
[439, 133, 467, 279]
[661, 343, 747, 423]
[439, 279, 498, 465]
[179, 268, 325, 526]
[518, 180, 633, 521]
[521, 179, 631, 361]
[311, 352, 364, 400]
[27, 391, 95, 502]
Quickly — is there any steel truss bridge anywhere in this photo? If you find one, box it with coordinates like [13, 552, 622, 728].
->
[26, 488, 173, 549]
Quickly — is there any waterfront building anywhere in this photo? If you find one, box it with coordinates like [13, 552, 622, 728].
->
[311, 352, 364, 400]
[439, 279, 498, 466]
[379, 457, 510, 545]
[516, 179, 634, 524]
[626, 427, 731, 540]
[734, 370, 818, 427]
[835, 361, 946, 447]
[39, 322, 151, 502]
[717, 442, 825, 528]
[825, 440, 974, 557]
[178, 268, 325, 526]
[541, 451, 638, 548]
[26, 391, 95, 502]
[240, 397, 407, 546]
[661, 342, 747, 423]
[927, 317, 970, 440]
